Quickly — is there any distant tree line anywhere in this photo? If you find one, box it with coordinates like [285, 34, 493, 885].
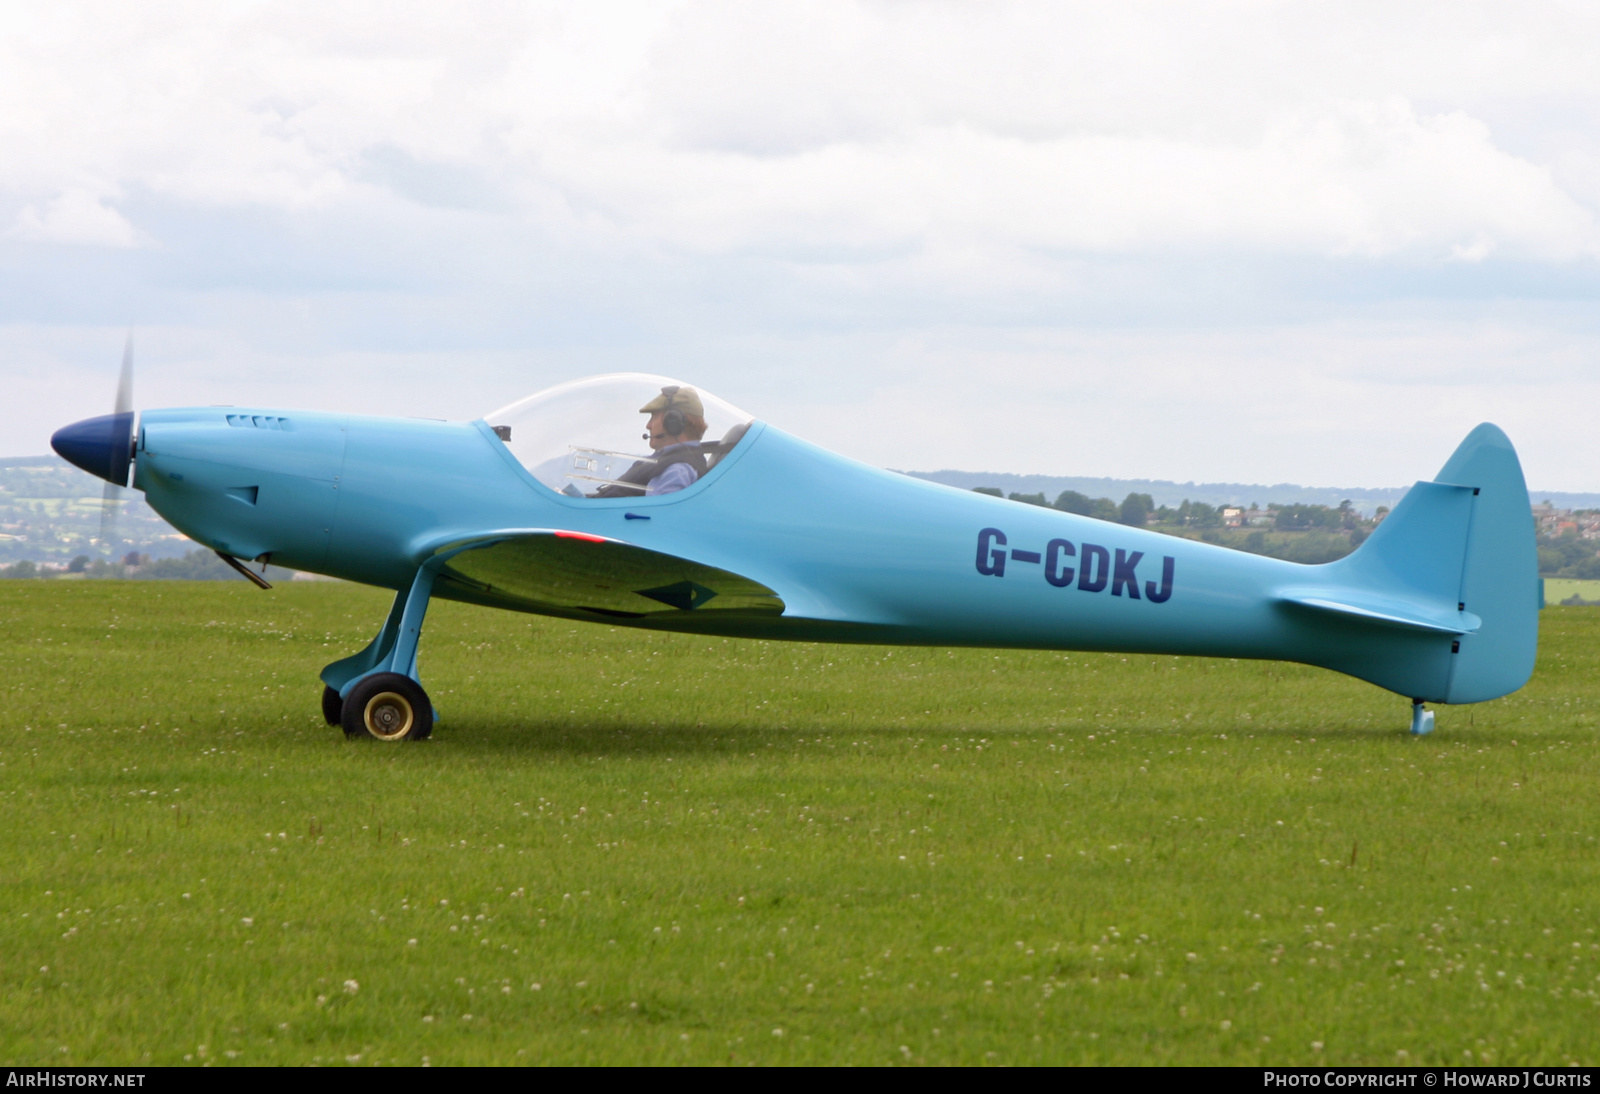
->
[1538, 530, 1600, 579]
[973, 488, 1382, 564]
[975, 487, 1166, 527]
[0, 549, 254, 581]
[977, 484, 1600, 575]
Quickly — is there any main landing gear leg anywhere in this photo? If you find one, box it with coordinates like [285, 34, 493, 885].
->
[1410, 699, 1435, 736]
[319, 567, 437, 742]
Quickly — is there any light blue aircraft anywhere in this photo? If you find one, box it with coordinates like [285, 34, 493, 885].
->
[51, 372, 1539, 742]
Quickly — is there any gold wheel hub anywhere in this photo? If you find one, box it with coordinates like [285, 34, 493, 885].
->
[364, 691, 414, 741]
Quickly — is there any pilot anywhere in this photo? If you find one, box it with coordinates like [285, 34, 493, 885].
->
[593, 385, 710, 497]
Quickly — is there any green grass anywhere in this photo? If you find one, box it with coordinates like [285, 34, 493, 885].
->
[1544, 578, 1600, 606]
[2, 582, 1598, 1066]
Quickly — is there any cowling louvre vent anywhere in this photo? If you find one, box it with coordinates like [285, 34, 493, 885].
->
[225, 414, 293, 431]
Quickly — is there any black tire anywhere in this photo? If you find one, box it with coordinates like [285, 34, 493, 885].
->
[341, 673, 433, 742]
[321, 685, 343, 726]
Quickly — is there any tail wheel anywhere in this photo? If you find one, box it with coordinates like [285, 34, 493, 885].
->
[321, 685, 342, 726]
[341, 673, 433, 742]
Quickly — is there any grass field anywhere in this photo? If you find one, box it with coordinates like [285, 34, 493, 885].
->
[2, 582, 1598, 1066]
[1544, 578, 1600, 606]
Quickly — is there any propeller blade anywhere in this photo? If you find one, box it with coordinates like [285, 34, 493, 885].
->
[99, 479, 120, 545]
[99, 334, 135, 546]
[114, 333, 133, 418]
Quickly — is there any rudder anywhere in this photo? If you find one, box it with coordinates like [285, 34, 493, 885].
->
[1436, 424, 1540, 702]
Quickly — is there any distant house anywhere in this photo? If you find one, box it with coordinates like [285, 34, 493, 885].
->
[1221, 507, 1243, 528]
[1531, 504, 1575, 535]
[1524, 504, 1600, 538]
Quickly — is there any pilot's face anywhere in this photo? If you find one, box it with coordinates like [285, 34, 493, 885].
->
[645, 412, 676, 451]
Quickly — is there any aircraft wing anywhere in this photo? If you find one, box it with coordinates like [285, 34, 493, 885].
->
[424, 529, 786, 619]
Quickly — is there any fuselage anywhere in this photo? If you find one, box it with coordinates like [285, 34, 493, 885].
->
[130, 405, 1440, 690]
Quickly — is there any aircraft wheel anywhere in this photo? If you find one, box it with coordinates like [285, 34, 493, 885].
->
[321, 685, 342, 726]
[342, 673, 433, 742]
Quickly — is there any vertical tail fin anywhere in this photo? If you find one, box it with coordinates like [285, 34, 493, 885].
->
[1324, 424, 1538, 703]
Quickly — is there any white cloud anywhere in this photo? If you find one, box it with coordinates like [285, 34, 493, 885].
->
[764, 313, 1600, 491]
[534, 98, 1598, 266]
[1, 1, 1596, 268]
[7, 189, 146, 248]
[4, 1, 1600, 489]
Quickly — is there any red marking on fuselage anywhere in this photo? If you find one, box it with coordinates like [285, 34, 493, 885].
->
[554, 530, 607, 543]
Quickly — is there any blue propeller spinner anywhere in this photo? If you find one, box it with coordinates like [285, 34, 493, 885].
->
[53, 369, 1539, 742]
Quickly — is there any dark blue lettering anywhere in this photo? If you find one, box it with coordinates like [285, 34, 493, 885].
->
[976, 528, 1007, 577]
[1011, 549, 1041, 564]
[1112, 548, 1144, 598]
[1145, 556, 1176, 603]
[1078, 544, 1109, 593]
[1044, 538, 1076, 588]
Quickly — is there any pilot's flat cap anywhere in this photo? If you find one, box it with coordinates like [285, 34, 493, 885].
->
[639, 385, 704, 417]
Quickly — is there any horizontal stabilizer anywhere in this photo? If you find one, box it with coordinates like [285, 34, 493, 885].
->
[1278, 589, 1481, 636]
[422, 529, 785, 618]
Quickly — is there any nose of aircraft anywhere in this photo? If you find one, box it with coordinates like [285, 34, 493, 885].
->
[51, 412, 136, 486]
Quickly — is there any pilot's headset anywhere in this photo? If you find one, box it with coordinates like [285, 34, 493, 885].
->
[648, 386, 688, 440]
[661, 407, 687, 438]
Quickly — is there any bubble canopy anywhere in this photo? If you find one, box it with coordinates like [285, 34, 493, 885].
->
[483, 374, 756, 498]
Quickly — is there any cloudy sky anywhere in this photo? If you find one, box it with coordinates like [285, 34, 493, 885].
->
[3, 1, 1598, 489]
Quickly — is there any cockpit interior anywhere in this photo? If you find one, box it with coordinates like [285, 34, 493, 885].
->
[484, 374, 756, 499]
